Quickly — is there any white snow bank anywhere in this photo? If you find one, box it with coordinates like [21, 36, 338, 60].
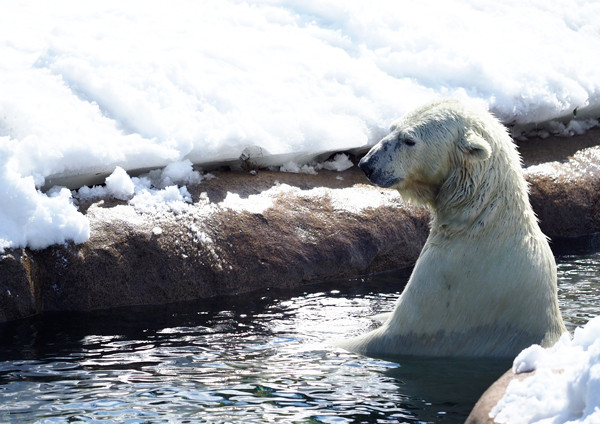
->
[1, 0, 600, 251]
[491, 316, 600, 424]
[0, 140, 90, 252]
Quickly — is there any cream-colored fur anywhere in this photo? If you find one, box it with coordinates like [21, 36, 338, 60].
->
[345, 98, 566, 358]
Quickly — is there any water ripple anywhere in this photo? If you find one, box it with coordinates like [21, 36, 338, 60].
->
[0, 252, 597, 423]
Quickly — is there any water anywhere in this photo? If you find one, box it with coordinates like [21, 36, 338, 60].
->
[0, 250, 598, 424]
[557, 249, 600, 332]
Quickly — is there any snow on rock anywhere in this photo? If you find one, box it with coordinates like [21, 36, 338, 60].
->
[550, 118, 600, 137]
[280, 153, 354, 174]
[153, 160, 206, 188]
[219, 192, 275, 215]
[0, 140, 90, 253]
[129, 185, 193, 215]
[215, 182, 403, 216]
[280, 161, 319, 175]
[526, 144, 600, 184]
[105, 166, 135, 201]
[75, 160, 207, 215]
[285, 184, 404, 214]
[491, 316, 600, 424]
[322, 154, 355, 172]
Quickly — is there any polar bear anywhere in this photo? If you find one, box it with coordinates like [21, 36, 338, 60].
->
[344, 98, 566, 358]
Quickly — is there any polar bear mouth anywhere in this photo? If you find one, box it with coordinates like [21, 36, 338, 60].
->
[358, 157, 401, 188]
[365, 171, 401, 188]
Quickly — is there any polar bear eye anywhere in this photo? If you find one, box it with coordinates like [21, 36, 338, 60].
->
[403, 138, 416, 146]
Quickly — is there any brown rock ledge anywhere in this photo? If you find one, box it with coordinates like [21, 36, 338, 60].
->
[0, 169, 431, 322]
[465, 369, 534, 424]
[0, 132, 599, 323]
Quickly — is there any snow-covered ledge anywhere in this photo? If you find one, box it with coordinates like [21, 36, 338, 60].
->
[0, 166, 431, 323]
[1, 139, 599, 324]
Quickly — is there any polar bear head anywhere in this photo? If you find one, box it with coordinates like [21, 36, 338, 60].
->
[359, 98, 497, 206]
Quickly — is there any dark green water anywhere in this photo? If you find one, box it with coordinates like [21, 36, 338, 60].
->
[0, 249, 598, 423]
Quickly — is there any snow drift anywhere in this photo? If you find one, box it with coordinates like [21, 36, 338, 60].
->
[1, 0, 600, 251]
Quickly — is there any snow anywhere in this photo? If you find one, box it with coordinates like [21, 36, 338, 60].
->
[129, 185, 193, 215]
[212, 182, 402, 215]
[76, 161, 200, 215]
[219, 192, 275, 215]
[1, 0, 600, 251]
[105, 167, 135, 201]
[322, 154, 355, 172]
[0, 143, 90, 252]
[280, 153, 354, 174]
[296, 185, 403, 214]
[280, 161, 319, 175]
[491, 316, 600, 424]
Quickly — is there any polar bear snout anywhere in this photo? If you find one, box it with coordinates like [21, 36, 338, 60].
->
[358, 155, 375, 178]
[359, 149, 399, 188]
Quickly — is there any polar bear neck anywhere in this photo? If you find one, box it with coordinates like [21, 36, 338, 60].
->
[431, 136, 536, 238]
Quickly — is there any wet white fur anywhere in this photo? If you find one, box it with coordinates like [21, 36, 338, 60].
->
[344, 98, 566, 358]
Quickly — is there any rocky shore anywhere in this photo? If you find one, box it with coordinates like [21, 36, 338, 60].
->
[1, 130, 599, 324]
[465, 369, 533, 424]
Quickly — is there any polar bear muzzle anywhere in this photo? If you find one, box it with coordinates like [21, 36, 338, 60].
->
[358, 141, 402, 188]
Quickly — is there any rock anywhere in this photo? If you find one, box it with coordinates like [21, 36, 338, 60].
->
[0, 250, 39, 322]
[0, 133, 599, 322]
[465, 369, 534, 424]
[526, 146, 600, 238]
[6, 169, 430, 316]
[519, 129, 600, 239]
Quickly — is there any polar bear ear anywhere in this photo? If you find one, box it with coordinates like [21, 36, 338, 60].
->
[459, 130, 491, 161]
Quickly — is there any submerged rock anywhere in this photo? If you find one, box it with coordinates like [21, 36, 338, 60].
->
[0, 136, 599, 323]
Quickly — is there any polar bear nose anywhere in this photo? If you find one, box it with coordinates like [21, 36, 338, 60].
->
[358, 156, 375, 179]
[359, 152, 399, 188]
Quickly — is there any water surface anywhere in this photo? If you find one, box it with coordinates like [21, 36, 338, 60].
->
[0, 250, 598, 423]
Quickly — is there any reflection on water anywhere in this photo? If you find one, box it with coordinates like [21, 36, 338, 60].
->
[557, 250, 600, 332]
[0, 250, 598, 423]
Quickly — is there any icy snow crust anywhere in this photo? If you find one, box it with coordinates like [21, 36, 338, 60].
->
[492, 316, 600, 424]
[1, 0, 600, 251]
